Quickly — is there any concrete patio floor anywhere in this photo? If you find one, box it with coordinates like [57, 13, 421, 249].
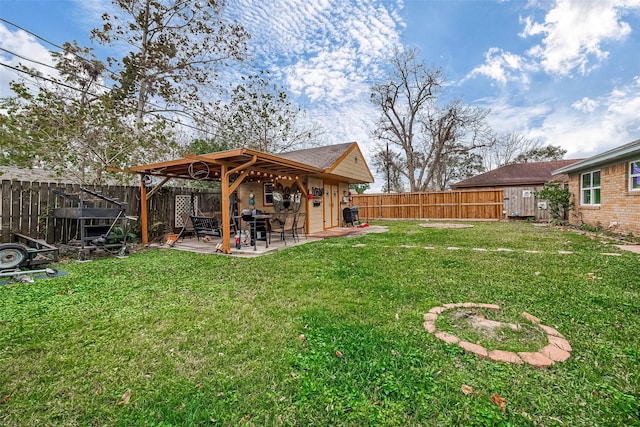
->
[158, 224, 388, 257]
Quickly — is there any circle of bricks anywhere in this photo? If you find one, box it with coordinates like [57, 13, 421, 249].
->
[424, 303, 572, 368]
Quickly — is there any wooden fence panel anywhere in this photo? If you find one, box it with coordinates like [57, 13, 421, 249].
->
[351, 190, 503, 220]
[0, 180, 221, 243]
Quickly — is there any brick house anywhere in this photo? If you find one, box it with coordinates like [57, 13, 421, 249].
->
[553, 138, 640, 235]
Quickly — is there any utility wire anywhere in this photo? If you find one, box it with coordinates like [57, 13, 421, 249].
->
[1, 18, 223, 137]
[0, 62, 217, 136]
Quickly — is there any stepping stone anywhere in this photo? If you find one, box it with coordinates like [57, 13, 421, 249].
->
[539, 324, 564, 338]
[458, 341, 488, 358]
[472, 248, 487, 251]
[447, 247, 460, 250]
[540, 344, 571, 362]
[496, 248, 514, 252]
[477, 303, 500, 310]
[435, 331, 459, 344]
[423, 246, 435, 250]
[488, 349, 523, 364]
[524, 250, 541, 253]
[518, 351, 555, 368]
[521, 312, 541, 324]
[600, 252, 621, 256]
[424, 312, 438, 321]
[558, 251, 573, 254]
[548, 335, 572, 352]
[423, 320, 436, 333]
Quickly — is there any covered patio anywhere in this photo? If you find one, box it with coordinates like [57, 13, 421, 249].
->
[112, 144, 374, 254]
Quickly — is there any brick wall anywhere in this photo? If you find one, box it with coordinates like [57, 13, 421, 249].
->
[568, 161, 640, 235]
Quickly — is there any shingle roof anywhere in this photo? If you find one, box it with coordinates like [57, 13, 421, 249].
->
[0, 166, 73, 183]
[450, 159, 583, 189]
[277, 142, 356, 169]
[553, 138, 640, 175]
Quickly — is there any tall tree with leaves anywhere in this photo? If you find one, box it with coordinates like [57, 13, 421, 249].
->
[0, 42, 172, 184]
[91, 0, 250, 125]
[219, 72, 323, 153]
[371, 48, 492, 192]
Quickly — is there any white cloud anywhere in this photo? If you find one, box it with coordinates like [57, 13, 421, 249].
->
[228, 0, 403, 103]
[528, 77, 640, 156]
[572, 97, 598, 112]
[0, 24, 56, 97]
[466, 47, 534, 86]
[520, 0, 640, 76]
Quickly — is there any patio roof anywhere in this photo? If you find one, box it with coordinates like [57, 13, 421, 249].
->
[116, 143, 370, 255]
[130, 147, 324, 182]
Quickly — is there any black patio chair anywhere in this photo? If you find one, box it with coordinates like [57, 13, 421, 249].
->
[293, 212, 307, 240]
[343, 207, 354, 227]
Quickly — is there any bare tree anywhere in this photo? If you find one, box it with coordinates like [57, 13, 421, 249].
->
[481, 132, 542, 169]
[371, 48, 492, 192]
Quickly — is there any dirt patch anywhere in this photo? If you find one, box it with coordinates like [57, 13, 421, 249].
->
[418, 223, 473, 229]
[450, 309, 521, 340]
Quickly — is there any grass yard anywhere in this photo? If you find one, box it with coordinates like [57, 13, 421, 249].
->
[0, 221, 639, 426]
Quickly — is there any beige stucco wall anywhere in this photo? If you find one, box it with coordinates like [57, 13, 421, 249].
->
[568, 162, 640, 235]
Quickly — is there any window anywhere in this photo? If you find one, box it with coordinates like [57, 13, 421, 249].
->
[581, 170, 601, 205]
[629, 160, 640, 191]
[263, 182, 274, 205]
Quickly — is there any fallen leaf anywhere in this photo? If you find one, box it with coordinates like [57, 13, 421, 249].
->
[491, 393, 507, 414]
[588, 273, 595, 279]
[461, 384, 475, 395]
[240, 414, 251, 423]
[299, 334, 306, 341]
[174, 402, 185, 411]
[67, 289, 73, 295]
[335, 350, 343, 358]
[391, 349, 399, 357]
[117, 389, 131, 406]
[0, 394, 10, 404]
[195, 383, 204, 391]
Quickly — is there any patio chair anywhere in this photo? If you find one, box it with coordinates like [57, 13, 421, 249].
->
[293, 212, 307, 240]
[189, 215, 222, 240]
[270, 213, 296, 245]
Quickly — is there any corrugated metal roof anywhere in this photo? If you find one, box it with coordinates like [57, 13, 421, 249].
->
[451, 159, 583, 189]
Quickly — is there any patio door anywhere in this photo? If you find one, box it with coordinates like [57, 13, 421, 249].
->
[323, 184, 339, 228]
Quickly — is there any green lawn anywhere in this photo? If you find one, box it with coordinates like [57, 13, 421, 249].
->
[1, 221, 638, 426]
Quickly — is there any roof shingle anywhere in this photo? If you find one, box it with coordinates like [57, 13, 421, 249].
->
[451, 159, 583, 189]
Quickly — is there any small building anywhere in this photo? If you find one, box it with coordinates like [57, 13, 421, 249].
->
[122, 142, 374, 253]
[451, 159, 582, 220]
[553, 138, 640, 235]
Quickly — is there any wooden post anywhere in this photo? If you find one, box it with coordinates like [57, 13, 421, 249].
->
[140, 176, 148, 245]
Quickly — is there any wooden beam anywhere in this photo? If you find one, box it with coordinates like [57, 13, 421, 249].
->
[146, 176, 171, 198]
[220, 164, 231, 254]
[140, 175, 149, 246]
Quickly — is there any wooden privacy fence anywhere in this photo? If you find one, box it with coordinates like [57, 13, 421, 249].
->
[351, 190, 504, 220]
[0, 179, 220, 244]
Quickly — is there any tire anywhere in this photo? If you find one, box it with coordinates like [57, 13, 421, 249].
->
[0, 244, 29, 270]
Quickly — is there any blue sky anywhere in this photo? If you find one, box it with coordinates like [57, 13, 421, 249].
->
[2, 0, 640, 189]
